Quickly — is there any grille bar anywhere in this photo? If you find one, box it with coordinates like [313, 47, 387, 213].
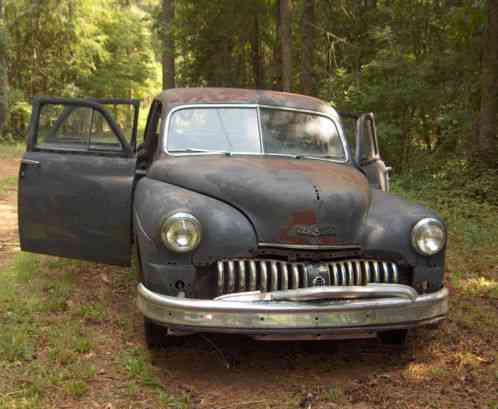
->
[216, 259, 402, 295]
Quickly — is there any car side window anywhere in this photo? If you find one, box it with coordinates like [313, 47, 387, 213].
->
[36, 103, 122, 152]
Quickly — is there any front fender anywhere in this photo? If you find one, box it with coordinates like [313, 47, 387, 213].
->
[133, 177, 257, 296]
[361, 190, 446, 291]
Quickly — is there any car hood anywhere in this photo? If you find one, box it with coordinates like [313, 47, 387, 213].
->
[147, 156, 371, 246]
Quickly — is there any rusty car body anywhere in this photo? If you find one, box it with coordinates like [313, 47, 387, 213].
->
[18, 88, 449, 347]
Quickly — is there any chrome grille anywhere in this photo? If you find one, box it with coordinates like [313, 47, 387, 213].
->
[217, 258, 401, 295]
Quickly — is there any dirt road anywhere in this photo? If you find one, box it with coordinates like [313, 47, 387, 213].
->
[0, 157, 19, 267]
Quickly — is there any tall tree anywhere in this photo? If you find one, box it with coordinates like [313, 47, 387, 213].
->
[478, 0, 498, 165]
[0, 0, 8, 133]
[279, 0, 292, 92]
[162, 0, 175, 89]
[272, 0, 282, 90]
[251, 12, 263, 88]
[301, 0, 315, 95]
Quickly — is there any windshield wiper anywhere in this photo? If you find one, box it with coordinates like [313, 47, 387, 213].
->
[169, 148, 233, 156]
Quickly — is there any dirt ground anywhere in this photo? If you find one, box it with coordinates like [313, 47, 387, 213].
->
[0, 157, 20, 267]
[0, 153, 497, 409]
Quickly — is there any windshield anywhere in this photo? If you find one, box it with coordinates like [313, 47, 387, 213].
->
[166, 106, 346, 161]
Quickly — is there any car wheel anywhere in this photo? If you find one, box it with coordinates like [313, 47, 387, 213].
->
[378, 329, 408, 346]
[144, 318, 186, 349]
[144, 318, 167, 349]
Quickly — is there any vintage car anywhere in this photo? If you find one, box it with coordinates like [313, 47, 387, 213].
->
[18, 88, 448, 347]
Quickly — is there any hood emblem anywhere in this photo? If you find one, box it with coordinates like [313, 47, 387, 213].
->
[289, 224, 336, 238]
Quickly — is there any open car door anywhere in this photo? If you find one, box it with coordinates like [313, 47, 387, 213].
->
[18, 97, 139, 266]
[339, 112, 390, 192]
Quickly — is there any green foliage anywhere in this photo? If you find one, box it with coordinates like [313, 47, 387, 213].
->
[316, 1, 487, 173]
[63, 380, 89, 398]
[3, 0, 160, 136]
[1, 0, 496, 202]
[392, 161, 498, 251]
[120, 347, 162, 387]
[171, 0, 272, 88]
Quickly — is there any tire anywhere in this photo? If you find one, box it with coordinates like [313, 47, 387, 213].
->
[131, 236, 144, 282]
[144, 318, 168, 349]
[144, 318, 186, 349]
[378, 329, 408, 346]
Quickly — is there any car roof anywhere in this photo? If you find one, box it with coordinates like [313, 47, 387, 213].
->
[156, 87, 339, 119]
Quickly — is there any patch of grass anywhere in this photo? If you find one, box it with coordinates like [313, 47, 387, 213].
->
[79, 303, 106, 321]
[63, 380, 88, 399]
[455, 352, 485, 369]
[0, 142, 24, 159]
[116, 317, 132, 331]
[125, 382, 141, 398]
[488, 400, 498, 409]
[0, 248, 185, 408]
[458, 276, 498, 299]
[392, 176, 498, 255]
[45, 257, 74, 270]
[159, 391, 192, 409]
[324, 384, 346, 403]
[430, 366, 449, 379]
[451, 298, 498, 334]
[42, 281, 73, 313]
[73, 335, 93, 354]
[0, 174, 17, 197]
[13, 252, 39, 284]
[0, 395, 42, 409]
[120, 347, 162, 388]
[0, 328, 36, 362]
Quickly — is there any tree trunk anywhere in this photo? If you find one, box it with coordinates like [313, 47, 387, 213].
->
[272, 1, 282, 90]
[301, 0, 314, 95]
[478, 0, 498, 165]
[0, 0, 8, 134]
[251, 13, 263, 88]
[279, 0, 292, 92]
[162, 0, 175, 89]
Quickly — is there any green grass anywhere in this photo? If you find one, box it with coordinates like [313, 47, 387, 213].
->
[79, 303, 106, 321]
[63, 380, 89, 399]
[324, 384, 346, 403]
[0, 142, 24, 160]
[0, 253, 188, 408]
[120, 347, 163, 388]
[392, 172, 498, 254]
[0, 175, 17, 197]
[159, 391, 192, 409]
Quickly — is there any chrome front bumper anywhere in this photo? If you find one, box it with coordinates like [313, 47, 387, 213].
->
[137, 283, 448, 334]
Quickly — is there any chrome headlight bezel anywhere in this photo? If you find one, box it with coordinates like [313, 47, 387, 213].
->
[160, 212, 202, 253]
[411, 218, 446, 256]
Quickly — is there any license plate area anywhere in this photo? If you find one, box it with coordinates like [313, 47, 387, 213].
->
[305, 263, 331, 287]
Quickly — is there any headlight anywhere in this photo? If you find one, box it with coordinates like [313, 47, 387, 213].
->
[160, 212, 202, 253]
[411, 218, 446, 256]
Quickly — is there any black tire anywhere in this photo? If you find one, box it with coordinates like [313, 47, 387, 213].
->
[378, 329, 408, 346]
[144, 318, 168, 349]
[144, 318, 187, 349]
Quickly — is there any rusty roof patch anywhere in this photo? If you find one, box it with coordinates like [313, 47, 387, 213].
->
[156, 88, 337, 117]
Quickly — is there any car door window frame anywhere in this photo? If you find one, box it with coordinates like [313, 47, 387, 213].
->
[89, 98, 140, 151]
[357, 113, 380, 165]
[28, 97, 134, 158]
